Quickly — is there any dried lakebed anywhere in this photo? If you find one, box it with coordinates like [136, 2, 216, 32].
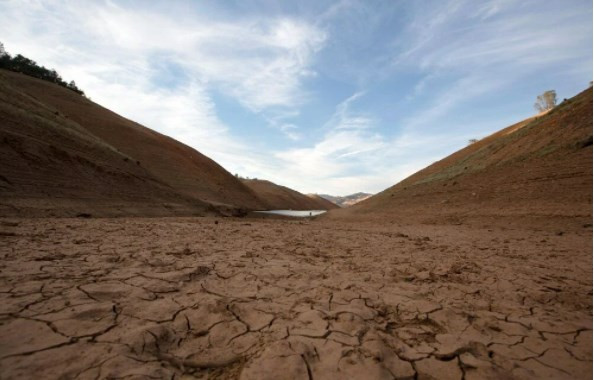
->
[0, 217, 591, 379]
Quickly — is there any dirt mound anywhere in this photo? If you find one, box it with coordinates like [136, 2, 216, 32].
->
[0, 70, 265, 216]
[241, 179, 339, 210]
[328, 88, 593, 226]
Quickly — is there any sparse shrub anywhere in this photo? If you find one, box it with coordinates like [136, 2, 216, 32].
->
[534, 90, 557, 112]
[468, 138, 479, 145]
[0, 41, 85, 96]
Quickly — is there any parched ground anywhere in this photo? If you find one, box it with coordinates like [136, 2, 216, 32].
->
[0, 217, 591, 379]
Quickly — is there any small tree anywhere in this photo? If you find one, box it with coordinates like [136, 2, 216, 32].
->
[468, 138, 478, 145]
[0, 42, 10, 68]
[534, 90, 557, 112]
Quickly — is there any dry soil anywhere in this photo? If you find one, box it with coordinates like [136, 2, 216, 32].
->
[0, 217, 591, 379]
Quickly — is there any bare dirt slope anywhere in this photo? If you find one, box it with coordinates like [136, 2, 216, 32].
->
[241, 179, 339, 210]
[0, 73, 590, 380]
[319, 192, 373, 207]
[0, 70, 265, 215]
[328, 88, 592, 226]
[0, 72, 217, 217]
[0, 217, 590, 379]
[307, 194, 340, 210]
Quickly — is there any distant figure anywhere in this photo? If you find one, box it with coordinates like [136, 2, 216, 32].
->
[309, 212, 312, 216]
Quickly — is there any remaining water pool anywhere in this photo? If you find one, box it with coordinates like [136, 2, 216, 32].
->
[254, 210, 326, 217]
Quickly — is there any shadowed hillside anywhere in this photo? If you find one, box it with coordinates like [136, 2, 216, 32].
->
[241, 179, 339, 210]
[0, 69, 266, 216]
[328, 88, 593, 226]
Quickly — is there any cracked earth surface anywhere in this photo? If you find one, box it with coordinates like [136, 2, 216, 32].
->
[0, 217, 591, 379]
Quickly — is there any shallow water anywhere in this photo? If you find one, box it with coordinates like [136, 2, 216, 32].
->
[254, 210, 326, 217]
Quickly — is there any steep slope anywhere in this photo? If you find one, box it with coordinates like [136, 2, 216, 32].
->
[328, 88, 593, 225]
[0, 69, 264, 211]
[241, 179, 339, 210]
[0, 73, 213, 216]
[0, 70, 265, 216]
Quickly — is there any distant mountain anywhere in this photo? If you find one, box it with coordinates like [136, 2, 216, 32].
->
[318, 192, 373, 207]
[242, 179, 339, 210]
[306, 194, 341, 210]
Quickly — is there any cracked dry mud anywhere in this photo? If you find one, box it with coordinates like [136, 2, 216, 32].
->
[0, 217, 591, 379]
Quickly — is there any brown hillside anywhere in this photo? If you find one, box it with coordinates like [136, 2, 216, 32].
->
[318, 192, 373, 207]
[0, 70, 265, 216]
[307, 194, 341, 210]
[0, 71, 219, 216]
[241, 179, 339, 210]
[328, 88, 593, 226]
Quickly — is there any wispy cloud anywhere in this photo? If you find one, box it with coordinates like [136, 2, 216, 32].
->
[0, 0, 590, 196]
[0, 0, 326, 175]
[390, 0, 592, 155]
[395, 0, 591, 74]
[267, 92, 461, 195]
[263, 109, 303, 140]
[323, 91, 375, 131]
[67, 3, 327, 111]
[272, 92, 385, 193]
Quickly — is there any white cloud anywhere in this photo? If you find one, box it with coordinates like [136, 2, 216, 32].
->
[265, 92, 446, 195]
[401, 74, 505, 133]
[0, 0, 590, 197]
[323, 91, 375, 130]
[390, 0, 592, 163]
[0, 0, 326, 177]
[45, 3, 325, 111]
[268, 127, 466, 196]
[395, 0, 590, 73]
[262, 109, 303, 140]
[279, 124, 301, 141]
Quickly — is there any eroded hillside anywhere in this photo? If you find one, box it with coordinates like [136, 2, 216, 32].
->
[0, 70, 266, 216]
[241, 179, 339, 210]
[329, 88, 593, 226]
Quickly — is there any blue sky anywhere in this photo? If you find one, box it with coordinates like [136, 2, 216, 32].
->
[1, 0, 591, 195]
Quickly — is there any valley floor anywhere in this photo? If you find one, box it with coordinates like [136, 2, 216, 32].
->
[0, 217, 591, 379]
